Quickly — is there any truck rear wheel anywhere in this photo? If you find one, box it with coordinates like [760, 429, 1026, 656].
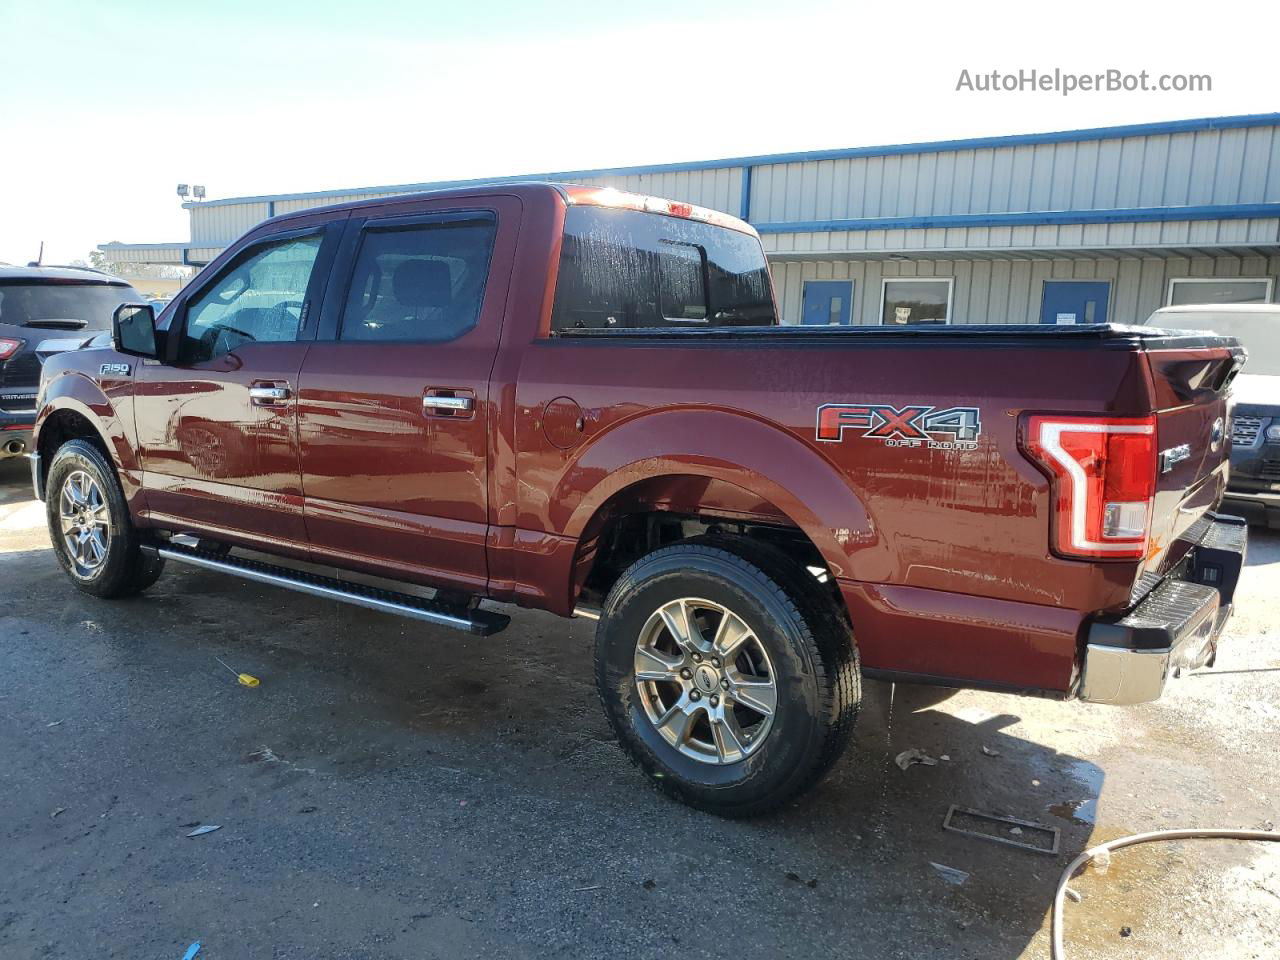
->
[595, 535, 859, 817]
[45, 439, 164, 598]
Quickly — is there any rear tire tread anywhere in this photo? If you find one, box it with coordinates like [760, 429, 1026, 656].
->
[596, 534, 860, 817]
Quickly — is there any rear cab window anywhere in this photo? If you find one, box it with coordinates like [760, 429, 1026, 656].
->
[550, 207, 776, 332]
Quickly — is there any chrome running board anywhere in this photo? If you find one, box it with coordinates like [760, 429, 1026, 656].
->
[153, 542, 510, 636]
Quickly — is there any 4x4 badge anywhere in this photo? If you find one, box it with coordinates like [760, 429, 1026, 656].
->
[816, 403, 981, 450]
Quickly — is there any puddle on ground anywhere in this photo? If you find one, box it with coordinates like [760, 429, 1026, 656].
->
[1047, 758, 1102, 824]
[1048, 798, 1095, 825]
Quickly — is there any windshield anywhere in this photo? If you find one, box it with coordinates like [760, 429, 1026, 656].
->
[0, 280, 141, 331]
[551, 206, 777, 331]
[1150, 313, 1280, 376]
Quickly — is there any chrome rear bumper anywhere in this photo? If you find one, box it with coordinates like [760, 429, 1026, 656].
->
[1079, 513, 1246, 705]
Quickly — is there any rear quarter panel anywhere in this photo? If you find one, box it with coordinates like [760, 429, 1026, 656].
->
[518, 337, 1144, 594]
[508, 333, 1162, 692]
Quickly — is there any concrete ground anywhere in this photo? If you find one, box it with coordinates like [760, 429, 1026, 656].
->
[1, 457, 1277, 960]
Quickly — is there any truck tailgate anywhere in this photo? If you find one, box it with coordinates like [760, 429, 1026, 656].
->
[1142, 341, 1244, 586]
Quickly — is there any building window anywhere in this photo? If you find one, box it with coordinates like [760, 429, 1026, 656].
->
[880, 278, 952, 325]
[1166, 278, 1274, 307]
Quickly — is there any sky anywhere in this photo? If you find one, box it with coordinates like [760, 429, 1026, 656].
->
[1, 0, 1277, 265]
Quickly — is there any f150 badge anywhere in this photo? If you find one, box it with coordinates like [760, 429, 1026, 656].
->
[816, 403, 981, 450]
[99, 363, 131, 376]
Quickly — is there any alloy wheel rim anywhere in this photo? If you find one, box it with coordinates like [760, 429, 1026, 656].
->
[58, 470, 111, 578]
[633, 597, 778, 765]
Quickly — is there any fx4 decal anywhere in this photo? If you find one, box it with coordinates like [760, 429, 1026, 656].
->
[816, 403, 981, 450]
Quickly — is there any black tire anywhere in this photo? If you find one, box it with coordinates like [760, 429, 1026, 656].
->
[595, 535, 860, 817]
[45, 439, 165, 598]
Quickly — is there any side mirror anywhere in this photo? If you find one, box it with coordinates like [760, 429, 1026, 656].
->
[112, 303, 159, 359]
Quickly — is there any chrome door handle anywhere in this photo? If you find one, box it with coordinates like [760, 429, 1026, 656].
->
[249, 385, 291, 404]
[422, 395, 473, 412]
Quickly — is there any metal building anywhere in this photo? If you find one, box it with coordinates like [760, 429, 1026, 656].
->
[103, 112, 1280, 326]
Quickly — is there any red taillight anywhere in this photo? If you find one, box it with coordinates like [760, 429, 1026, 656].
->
[1022, 415, 1157, 560]
[0, 338, 24, 360]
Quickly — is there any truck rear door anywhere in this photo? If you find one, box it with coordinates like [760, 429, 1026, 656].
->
[296, 195, 521, 594]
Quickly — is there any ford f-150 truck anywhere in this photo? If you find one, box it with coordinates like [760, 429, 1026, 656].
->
[30, 183, 1247, 816]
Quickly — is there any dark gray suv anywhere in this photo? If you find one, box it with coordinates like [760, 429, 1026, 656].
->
[0, 265, 145, 459]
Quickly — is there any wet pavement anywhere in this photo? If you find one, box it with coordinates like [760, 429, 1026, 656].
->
[1, 457, 1277, 959]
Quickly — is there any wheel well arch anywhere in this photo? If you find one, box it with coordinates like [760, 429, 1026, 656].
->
[35, 408, 111, 495]
[571, 472, 842, 614]
[548, 408, 879, 594]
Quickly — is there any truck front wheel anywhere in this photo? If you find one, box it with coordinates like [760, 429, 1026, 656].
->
[595, 536, 859, 817]
[45, 439, 164, 598]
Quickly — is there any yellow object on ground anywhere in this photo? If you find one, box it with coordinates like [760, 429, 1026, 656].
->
[215, 657, 260, 688]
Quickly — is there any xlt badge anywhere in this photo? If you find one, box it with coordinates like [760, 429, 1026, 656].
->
[816, 403, 981, 450]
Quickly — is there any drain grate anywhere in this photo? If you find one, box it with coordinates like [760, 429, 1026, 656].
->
[942, 805, 1061, 855]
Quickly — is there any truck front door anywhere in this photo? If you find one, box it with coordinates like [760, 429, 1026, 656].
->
[134, 221, 341, 556]
[295, 197, 518, 594]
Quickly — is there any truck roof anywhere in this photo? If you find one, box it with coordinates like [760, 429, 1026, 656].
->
[254, 181, 759, 237]
[0, 264, 132, 284]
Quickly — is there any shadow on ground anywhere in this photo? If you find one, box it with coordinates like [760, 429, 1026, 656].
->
[1, 463, 1110, 960]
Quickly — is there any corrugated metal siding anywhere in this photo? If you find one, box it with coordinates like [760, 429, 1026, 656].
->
[748, 126, 1280, 223]
[573, 169, 743, 215]
[761, 218, 1280, 257]
[104, 247, 186, 264]
[771, 254, 1280, 325]
[273, 192, 405, 215]
[190, 202, 272, 246]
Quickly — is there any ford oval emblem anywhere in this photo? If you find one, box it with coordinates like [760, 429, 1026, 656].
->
[1210, 417, 1224, 452]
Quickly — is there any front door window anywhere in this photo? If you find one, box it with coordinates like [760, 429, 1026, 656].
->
[182, 235, 322, 362]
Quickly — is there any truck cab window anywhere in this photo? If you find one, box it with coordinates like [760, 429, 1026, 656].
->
[550, 206, 776, 331]
[338, 216, 496, 342]
[182, 234, 322, 362]
[659, 242, 708, 322]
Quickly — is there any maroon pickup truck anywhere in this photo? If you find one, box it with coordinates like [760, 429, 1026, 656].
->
[31, 183, 1247, 816]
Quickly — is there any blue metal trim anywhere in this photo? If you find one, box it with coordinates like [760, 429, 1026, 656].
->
[740, 165, 753, 221]
[267, 200, 276, 217]
[180, 113, 1280, 210]
[754, 203, 1280, 234]
[719, 113, 1280, 170]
